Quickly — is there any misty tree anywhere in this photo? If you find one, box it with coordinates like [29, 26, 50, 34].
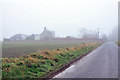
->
[108, 26, 118, 41]
[78, 28, 99, 39]
[78, 28, 88, 38]
[101, 34, 108, 41]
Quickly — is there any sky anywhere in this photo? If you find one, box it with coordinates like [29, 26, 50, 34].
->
[0, 0, 119, 40]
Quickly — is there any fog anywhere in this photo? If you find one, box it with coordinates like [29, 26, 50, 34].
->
[0, 0, 119, 40]
[107, 26, 118, 41]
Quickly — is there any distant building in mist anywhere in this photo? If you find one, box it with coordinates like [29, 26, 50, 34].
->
[82, 32, 99, 39]
[39, 27, 55, 40]
[32, 27, 55, 40]
[3, 38, 10, 42]
[33, 27, 55, 40]
[4, 34, 27, 41]
[3, 27, 55, 41]
[26, 34, 35, 40]
[34, 34, 40, 40]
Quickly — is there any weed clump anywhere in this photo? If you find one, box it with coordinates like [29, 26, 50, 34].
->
[57, 48, 60, 51]
[37, 55, 44, 59]
[44, 51, 50, 55]
[16, 62, 23, 66]
[66, 48, 69, 51]
[54, 59, 59, 62]
[30, 53, 37, 58]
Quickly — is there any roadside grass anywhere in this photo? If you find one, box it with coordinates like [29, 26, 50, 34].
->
[2, 42, 102, 79]
[116, 40, 120, 46]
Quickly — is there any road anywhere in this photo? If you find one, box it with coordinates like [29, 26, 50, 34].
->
[54, 42, 118, 78]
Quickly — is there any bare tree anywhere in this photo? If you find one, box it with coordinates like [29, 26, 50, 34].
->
[78, 28, 99, 39]
[108, 26, 118, 42]
[101, 34, 108, 41]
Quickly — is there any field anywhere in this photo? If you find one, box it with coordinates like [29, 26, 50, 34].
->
[2, 39, 99, 58]
[2, 41, 102, 79]
[1, 39, 102, 79]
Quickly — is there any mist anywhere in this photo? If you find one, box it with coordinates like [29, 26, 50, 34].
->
[0, 0, 119, 40]
[107, 27, 118, 42]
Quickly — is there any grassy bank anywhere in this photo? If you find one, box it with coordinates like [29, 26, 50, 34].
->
[2, 42, 102, 79]
[116, 40, 120, 46]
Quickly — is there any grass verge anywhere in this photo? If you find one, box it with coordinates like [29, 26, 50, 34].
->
[2, 42, 102, 79]
[116, 40, 120, 46]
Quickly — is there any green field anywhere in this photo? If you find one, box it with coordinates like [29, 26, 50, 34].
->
[2, 40, 101, 58]
[2, 40, 91, 58]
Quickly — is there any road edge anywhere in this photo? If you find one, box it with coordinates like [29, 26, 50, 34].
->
[44, 44, 102, 79]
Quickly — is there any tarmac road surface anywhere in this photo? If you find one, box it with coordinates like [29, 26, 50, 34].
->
[54, 42, 118, 78]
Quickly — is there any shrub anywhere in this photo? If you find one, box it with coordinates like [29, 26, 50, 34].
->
[44, 57, 48, 60]
[23, 55, 29, 58]
[37, 55, 44, 59]
[2, 63, 10, 68]
[31, 63, 38, 68]
[16, 62, 23, 66]
[44, 51, 50, 55]
[25, 60, 30, 63]
[60, 53, 65, 57]
[45, 60, 54, 66]
[28, 68, 38, 74]
[66, 48, 69, 51]
[57, 48, 60, 51]
[25, 60, 32, 68]
[37, 68, 46, 72]
[54, 58, 59, 62]
[30, 53, 37, 58]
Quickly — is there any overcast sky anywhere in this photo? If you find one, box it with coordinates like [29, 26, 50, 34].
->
[0, 0, 119, 39]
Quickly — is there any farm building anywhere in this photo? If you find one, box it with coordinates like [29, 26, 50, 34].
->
[39, 27, 55, 40]
[26, 34, 35, 40]
[3, 27, 55, 41]
[34, 34, 40, 40]
[9, 34, 27, 41]
[33, 27, 55, 40]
